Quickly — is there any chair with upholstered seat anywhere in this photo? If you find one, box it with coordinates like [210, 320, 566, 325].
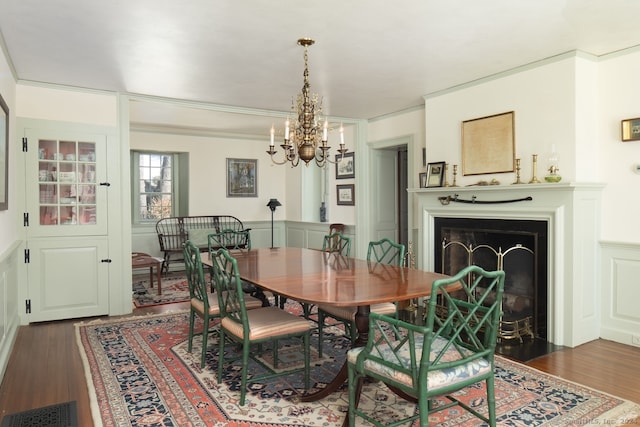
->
[208, 229, 270, 306]
[183, 240, 263, 369]
[211, 247, 314, 406]
[347, 265, 505, 427]
[316, 237, 404, 357]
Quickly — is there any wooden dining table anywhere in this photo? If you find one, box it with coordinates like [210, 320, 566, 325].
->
[204, 246, 451, 403]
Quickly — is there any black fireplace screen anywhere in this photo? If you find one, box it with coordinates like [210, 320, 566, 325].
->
[434, 217, 548, 340]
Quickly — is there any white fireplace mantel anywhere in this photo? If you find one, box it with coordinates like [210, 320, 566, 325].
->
[408, 182, 605, 347]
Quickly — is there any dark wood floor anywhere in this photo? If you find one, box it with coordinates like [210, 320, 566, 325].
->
[1, 301, 639, 426]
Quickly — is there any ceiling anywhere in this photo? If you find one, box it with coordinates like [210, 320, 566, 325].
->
[2, 0, 640, 133]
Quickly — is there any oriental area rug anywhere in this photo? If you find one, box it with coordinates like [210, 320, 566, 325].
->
[76, 311, 640, 427]
[131, 272, 192, 308]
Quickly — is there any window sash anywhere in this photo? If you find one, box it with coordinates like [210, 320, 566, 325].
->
[132, 151, 179, 223]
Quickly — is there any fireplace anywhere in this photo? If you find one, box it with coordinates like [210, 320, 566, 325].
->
[410, 183, 604, 347]
[434, 217, 547, 341]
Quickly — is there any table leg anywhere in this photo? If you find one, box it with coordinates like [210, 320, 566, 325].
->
[156, 262, 162, 295]
[149, 267, 154, 289]
[300, 305, 370, 403]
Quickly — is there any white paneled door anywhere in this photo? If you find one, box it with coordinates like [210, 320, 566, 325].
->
[370, 148, 399, 242]
[25, 238, 109, 322]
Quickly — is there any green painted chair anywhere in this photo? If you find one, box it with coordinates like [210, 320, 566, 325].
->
[211, 247, 314, 406]
[347, 265, 505, 427]
[322, 231, 352, 255]
[366, 237, 406, 266]
[208, 228, 251, 252]
[182, 240, 262, 369]
[316, 238, 405, 357]
[208, 229, 270, 306]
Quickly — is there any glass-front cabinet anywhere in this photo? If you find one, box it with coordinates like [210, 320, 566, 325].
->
[27, 130, 107, 238]
[38, 139, 97, 226]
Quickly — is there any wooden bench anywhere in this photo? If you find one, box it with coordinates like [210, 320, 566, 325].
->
[155, 215, 249, 274]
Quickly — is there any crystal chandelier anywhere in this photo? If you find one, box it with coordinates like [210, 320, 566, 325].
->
[267, 38, 347, 167]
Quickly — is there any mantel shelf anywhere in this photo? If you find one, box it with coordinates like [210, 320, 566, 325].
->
[408, 182, 605, 194]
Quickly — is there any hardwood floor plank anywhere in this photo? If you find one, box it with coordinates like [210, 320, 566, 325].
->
[1, 302, 638, 427]
[528, 339, 640, 403]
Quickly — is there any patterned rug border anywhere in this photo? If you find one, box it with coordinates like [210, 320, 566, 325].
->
[75, 311, 640, 427]
[75, 310, 190, 426]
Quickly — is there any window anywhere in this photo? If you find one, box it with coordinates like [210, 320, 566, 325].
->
[131, 151, 188, 223]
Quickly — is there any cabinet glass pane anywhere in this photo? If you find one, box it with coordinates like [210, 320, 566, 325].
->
[37, 139, 97, 226]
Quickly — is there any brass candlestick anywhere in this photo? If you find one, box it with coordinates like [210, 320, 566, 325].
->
[512, 158, 523, 184]
[404, 241, 417, 312]
[529, 154, 540, 184]
[452, 164, 459, 187]
[444, 163, 450, 187]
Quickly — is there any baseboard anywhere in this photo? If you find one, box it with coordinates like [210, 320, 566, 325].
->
[600, 326, 640, 349]
[0, 316, 19, 384]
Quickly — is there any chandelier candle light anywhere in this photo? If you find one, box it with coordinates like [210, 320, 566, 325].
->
[267, 38, 347, 167]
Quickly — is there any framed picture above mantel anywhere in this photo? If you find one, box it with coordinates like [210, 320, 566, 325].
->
[461, 111, 515, 176]
[426, 162, 445, 187]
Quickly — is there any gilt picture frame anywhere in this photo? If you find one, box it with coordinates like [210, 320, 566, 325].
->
[461, 111, 515, 176]
[226, 158, 257, 197]
[621, 118, 640, 142]
[0, 92, 8, 211]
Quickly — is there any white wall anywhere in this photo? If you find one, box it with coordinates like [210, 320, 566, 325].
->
[366, 108, 425, 257]
[0, 41, 19, 383]
[131, 120, 357, 226]
[15, 85, 117, 127]
[597, 47, 640, 243]
[0, 44, 17, 255]
[424, 55, 583, 187]
[131, 130, 287, 221]
[325, 124, 357, 226]
[421, 48, 640, 244]
[368, 107, 425, 191]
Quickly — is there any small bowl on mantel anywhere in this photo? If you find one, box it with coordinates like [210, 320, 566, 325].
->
[544, 175, 562, 183]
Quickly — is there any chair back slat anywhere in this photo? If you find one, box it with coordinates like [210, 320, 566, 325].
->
[210, 248, 250, 335]
[366, 314, 427, 387]
[208, 229, 251, 252]
[322, 232, 351, 255]
[183, 240, 208, 306]
[367, 238, 406, 266]
[424, 265, 505, 369]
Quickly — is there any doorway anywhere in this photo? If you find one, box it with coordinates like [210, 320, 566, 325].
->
[369, 144, 408, 250]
